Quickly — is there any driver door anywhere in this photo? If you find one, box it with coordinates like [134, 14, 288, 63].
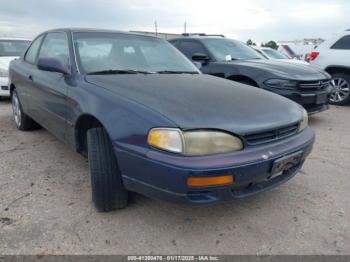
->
[30, 32, 71, 142]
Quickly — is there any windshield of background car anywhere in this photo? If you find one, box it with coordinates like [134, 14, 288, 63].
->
[262, 49, 288, 59]
[73, 32, 200, 74]
[0, 40, 31, 57]
[202, 38, 264, 61]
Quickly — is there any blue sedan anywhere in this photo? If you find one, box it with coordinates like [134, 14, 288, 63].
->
[8, 28, 314, 212]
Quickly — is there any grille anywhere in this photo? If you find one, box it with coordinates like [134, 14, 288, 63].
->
[298, 80, 330, 91]
[244, 123, 299, 145]
[1, 86, 9, 91]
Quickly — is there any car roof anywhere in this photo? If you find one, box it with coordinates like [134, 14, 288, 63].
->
[170, 36, 225, 41]
[252, 46, 272, 51]
[41, 28, 160, 39]
[260, 47, 274, 50]
[0, 37, 32, 41]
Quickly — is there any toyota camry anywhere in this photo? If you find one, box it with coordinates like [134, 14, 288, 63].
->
[9, 29, 315, 212]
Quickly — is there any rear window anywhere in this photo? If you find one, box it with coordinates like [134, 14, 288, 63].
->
[0, 40, 31, 57]
[331, 35, 350, 50]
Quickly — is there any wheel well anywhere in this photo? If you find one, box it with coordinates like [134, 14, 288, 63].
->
[10, 84, 16, 97]
[75, 114, 103, 156]
[325, 66, 350, 76]
[227, 75, 259, 87]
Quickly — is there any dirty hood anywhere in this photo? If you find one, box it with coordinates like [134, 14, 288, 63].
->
[86, 74, 303, 135]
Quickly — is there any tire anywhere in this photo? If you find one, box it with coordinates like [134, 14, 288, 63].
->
[87, 127, 128, 212]
[329, 73, 350, 106]
[11, 90, 39, 131]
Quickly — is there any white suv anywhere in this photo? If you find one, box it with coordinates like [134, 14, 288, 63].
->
[0, 38, 31, 99]
[309, 30, 350, 105]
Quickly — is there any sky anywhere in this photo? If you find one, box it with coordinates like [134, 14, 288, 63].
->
[0, 0, 349, 43]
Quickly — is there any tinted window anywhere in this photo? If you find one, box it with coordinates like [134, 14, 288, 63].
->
[254, 49, 268, 59]
[73, 32, 199, 74]
[178, 41, 207, 59]
[38, 32, 70, 67]
[25, 35, 44, 64]
[0, 40, 31, 57]
[331, 35, 350, 50]
[202, 38, 264, 61]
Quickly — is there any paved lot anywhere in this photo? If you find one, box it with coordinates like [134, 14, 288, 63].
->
[0, 98, 349, 255]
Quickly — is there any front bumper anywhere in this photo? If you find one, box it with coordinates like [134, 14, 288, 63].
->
[262, 85, 331, 114]
[115, 127, 315, 204]
[0, 77, 10, 97]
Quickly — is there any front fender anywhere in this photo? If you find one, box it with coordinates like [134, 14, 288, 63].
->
[68, 79, 177, 157]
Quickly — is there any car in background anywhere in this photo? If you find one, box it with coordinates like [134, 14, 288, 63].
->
[9, 28, 314, 211]
[254, 46, 309, 65]
[169, 34, 332, 114]
[309, 30, 350, 105]
[0, 38, 31, 99]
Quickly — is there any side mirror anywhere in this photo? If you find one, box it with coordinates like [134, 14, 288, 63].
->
[192, 53, 209, 62]
[37, 58, 70, 75]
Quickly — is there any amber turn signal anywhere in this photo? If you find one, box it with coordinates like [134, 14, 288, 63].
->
[187, 175, 234, 187]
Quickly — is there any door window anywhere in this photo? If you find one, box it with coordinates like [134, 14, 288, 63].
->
[178, 41, 208, 60]
[24, 35, 44, 64]
[38, 32, 70, 68]
[331, 35, 350, 50]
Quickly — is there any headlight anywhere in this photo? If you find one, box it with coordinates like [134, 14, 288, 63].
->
[264, 79, 297, 89]
[299, 109, 308, 132]
[148, 128, 243, 156]
[0, 68, 9, 78]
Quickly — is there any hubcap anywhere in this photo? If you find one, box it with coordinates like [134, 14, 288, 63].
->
[12, 93, 21, 127]
[330, 78, 350, 103]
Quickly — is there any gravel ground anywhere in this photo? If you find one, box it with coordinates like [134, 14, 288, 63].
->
[0, 99, 349, 255]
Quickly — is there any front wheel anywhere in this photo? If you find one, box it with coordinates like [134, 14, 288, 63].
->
[87, 127, 128, 212]
[329, 73, 350, 105]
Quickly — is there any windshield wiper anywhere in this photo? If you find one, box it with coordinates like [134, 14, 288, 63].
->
[156, 70, 199, 74]
[87, 69, 155, 75]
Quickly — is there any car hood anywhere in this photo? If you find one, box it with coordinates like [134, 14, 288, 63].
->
[86, 74, 303, 135]
[226, 59, 330, 80]
[272, 59, 310, 66]
[0, 56, 18, 69]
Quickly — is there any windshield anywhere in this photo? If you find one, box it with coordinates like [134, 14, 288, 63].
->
[262, 49, 287, 59]
[73, 32, 199, 74]
[202, 38, 264, 61]
[0, 40, 31, 57]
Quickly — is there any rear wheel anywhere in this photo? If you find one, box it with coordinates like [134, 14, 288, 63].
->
[329, 73, 350, 105]
[87, 127, 128, 212]
[11, 90, 38, 130]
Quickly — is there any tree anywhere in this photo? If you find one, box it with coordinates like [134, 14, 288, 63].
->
[246, 39, 256, 46]
[262, 41, 279, 50]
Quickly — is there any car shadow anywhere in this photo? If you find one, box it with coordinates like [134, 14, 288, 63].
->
[0, 97, 11, 103]
[308, 114, 327, 127]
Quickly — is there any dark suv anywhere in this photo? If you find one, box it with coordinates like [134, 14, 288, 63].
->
[170, 35, 332, 114]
